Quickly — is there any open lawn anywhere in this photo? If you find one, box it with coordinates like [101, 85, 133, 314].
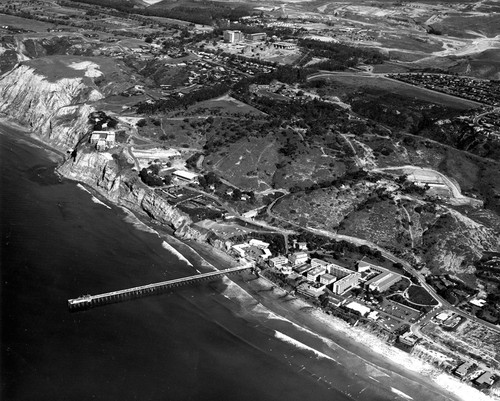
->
[406, 285, 438, 306]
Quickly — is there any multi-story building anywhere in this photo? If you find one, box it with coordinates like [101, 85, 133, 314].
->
[328, 263, 356, 278]
[269, 255, 288, 269]
[223, 30, 243, 43]
[332, 273, 360, 295]
[320, 273, 337, 286]
[245, 32, 267, 41]
[281, 264, 293, 275]
[289, 252, 308, 266]
[310, 258, 329, 270]
[307, 266, 326, 282]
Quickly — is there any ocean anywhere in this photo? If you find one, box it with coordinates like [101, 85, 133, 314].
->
[0, 123, 460, 401]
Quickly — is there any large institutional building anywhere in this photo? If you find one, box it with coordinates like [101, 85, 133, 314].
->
[223, 30, 243, 43]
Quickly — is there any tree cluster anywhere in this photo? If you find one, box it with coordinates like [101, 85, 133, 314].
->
[298, 39, 386, 70]
[136, 84, 230, 115]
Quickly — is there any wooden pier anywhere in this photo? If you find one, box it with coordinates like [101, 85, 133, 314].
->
[68, 265, 253, 310]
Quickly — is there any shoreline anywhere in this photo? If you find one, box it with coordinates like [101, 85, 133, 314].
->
[0, 117, 495, 401]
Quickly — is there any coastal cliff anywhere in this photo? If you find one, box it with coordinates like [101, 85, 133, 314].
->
[0, 63, 101, 149]
[58, 150, 194, 236]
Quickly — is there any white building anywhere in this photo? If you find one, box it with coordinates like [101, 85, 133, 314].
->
[320, 273, 337, 286]
[269, 256, 288, 269]
[332, 273, 360, 295]
[310, 258, 330, 270]
[90, 130, 115, 150]
[280, 264, 293, 275]
[345, 301, 370, 317]
[249, 239, 270, 249]
[223, 30, 243, 43]
[358, 259, 385, 274]
[173, 170, 198, 183]
[289, 252, 308, 266]
[366, 271, 400, 292]
[307, 266, 327, 282]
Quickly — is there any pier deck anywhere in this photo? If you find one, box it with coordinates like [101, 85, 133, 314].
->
[68, 265, 253, 310]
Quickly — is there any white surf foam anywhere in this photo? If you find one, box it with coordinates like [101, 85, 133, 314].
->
[77, 183, 91, 194]
[161, 241, 193, 267]
[391, 387, 413, 400]
[274, 331, 337, 363]
[91, 195, 111, 209]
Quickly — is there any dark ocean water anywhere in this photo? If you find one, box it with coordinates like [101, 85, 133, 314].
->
[0, 126, 353, 401]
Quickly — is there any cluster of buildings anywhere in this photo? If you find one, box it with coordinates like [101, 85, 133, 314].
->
[454, 361, 496, 388]
[267, 253, 404, 303]
[269, 253, 361, 297]
[231, 239, 272, 261]
[358, 260, 402, 292]
[388, 73, 500, 107]
[223, 30, 267, 43]
[90, 130, 116, 151]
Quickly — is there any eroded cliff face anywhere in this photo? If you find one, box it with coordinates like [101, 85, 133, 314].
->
[58, 151, 194, 235]
[0, 64, 101, 149]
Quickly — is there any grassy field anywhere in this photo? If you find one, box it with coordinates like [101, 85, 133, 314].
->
[406, 285, 438, 306]
[0, 14, 58, 32]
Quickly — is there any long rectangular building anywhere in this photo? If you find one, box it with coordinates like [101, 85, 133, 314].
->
[366, 271, 400, 292]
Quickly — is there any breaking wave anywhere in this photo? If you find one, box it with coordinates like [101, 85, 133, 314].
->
[274, 331, 337, 362]
[161, 241, 193, 267]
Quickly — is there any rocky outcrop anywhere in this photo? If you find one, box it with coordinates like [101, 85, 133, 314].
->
[0, 64, 102, 149]
[421, 208, 500, 278]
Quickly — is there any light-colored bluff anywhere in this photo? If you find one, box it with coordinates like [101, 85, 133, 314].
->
[0, 62, 196, 238]
[0, 64, 98, 149]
